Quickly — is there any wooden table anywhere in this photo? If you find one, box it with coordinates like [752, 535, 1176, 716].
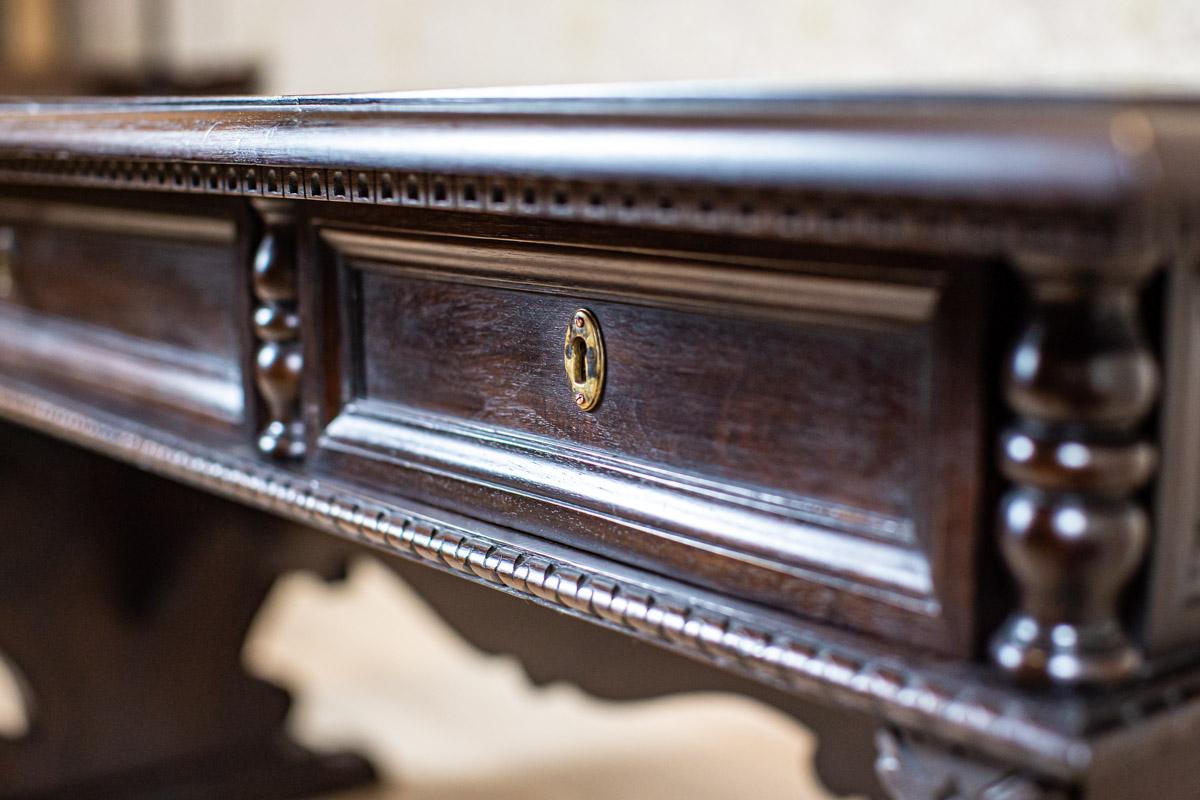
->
[0, 89, 1196, 799]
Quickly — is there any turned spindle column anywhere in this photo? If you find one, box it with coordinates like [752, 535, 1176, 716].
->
[990, 253, 1160, 685]
[251, 200, 305, 459]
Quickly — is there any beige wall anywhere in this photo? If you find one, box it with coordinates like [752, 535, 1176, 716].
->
[72, 0, 1200, 95]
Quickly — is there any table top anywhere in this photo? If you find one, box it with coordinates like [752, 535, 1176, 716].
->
[3, 88, 1197, 180]
[2, 88, 1199, 268]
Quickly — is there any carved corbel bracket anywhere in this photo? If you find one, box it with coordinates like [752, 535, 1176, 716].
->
[875, 729, 1063, 800]
[251, 199, 304, 459]
[990, 252, 1160, 685]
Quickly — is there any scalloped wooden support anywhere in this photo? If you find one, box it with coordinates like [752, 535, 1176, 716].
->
[0, 422, 374, 798]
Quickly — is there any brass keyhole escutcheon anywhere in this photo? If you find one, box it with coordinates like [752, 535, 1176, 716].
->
[564, 308, 604, 412]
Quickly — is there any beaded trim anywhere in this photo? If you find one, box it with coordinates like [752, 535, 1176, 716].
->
[0, 156, 1115, 257]
[0, 380, 1094, 780]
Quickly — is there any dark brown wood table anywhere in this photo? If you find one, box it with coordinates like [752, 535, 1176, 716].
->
[0, 89, 1197, 799]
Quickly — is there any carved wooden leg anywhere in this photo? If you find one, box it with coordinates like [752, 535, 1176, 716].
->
[387, 557, 885, 799]
[0, 423, 374, 799]
[874, 728, 1062, 800]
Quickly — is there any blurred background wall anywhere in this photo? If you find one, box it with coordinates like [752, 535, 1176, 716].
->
[1, 0, 1198, 96]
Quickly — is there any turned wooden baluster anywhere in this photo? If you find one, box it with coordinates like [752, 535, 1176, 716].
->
[252, 200, 305, 459]
[990, 252, 1159, 685]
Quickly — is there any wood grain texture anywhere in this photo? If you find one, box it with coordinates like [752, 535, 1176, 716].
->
[0, 193, 246, 429]
[0, 373, 1158, 788]
[0, 306, 242, 423]
[354, 270, 921, 515]
[319, 228, 941, 327]
[990, 250, 1160, 685]
[387, 555, 886, 799]
[309, 226, 983, 653]
[0, 199, 239, 358]
[5, 93, 1192, 266]
[15, 367, 1200, 800]
[1144, 260, 1200, 652]
[0, 421, 374, 799]
[251, 199, 305, 459]
[875, 729, 1063, 800]
[0, 90, 1199, 798]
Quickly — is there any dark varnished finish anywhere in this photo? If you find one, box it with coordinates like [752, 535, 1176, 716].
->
[0, 91, 1199, 799]
[354, 272, 921, 513]
[0, 201, 238, 356]
[1146, 264, 1200, 651]
[991, 253, 1160, 684]
[387, 556, 886, 798]
[0, 307, 243, 426]
[314, 227, 981, 653]
[0, 422, 374, 799]
[251, 199, 305, 459]
[0, 191, 246, 429]
[874, 729, 1062, 800]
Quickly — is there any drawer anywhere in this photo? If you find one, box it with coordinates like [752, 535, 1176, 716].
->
[0, 193, 246, 429]
[313, 228, 986, 653]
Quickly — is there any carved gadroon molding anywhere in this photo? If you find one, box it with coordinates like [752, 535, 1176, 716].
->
[0, 156, 1118, 259]
[251, 199, 304, 459]
[991, 253, 1160, 685]
[875, 729, 1064, 800]
[0, 378, 1167, 784]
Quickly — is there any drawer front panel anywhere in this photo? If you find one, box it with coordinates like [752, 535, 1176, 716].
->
[316, 228, 984, 653]
[357, 274, 921, 520]
[0, 199, 239, 358]
[0, 196, 245, 427]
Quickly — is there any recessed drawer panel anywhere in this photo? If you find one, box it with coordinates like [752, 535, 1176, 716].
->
[0, 196, 245, 427]
[357, 276, 921, 520]
[315, 229, 984, 653]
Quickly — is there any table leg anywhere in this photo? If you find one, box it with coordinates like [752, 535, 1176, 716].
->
[0, 422, 375, 799]
[874, 728, 1062, 800]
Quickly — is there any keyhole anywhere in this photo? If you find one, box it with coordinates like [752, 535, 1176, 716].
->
[564, 308, 604, 412]
[570, 337, 588, 384]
